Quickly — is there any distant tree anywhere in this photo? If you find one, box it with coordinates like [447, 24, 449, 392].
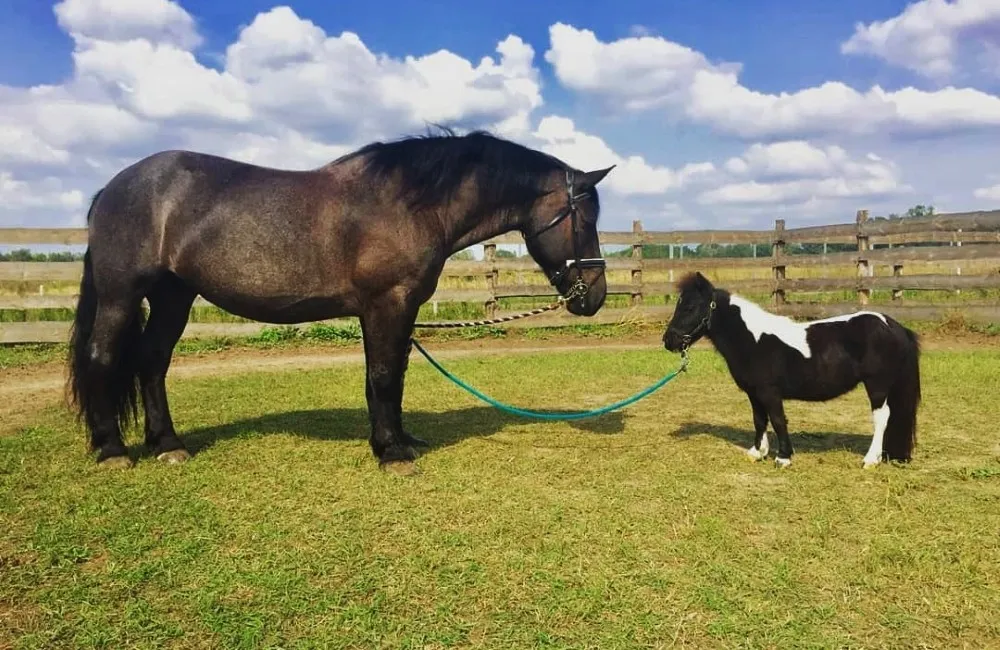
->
[495, 249, 516, 258]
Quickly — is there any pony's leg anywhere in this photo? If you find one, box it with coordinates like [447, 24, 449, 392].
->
[759, 390, 792, 468]
[359, 298, 422, 470]
[140, 277, 197, 463]
[746, 394, 770, 461]
[88, 297, 144, 468]
[862, 381, 890, 469]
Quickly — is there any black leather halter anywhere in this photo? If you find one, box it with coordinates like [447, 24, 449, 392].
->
[524, 169, 606, 299]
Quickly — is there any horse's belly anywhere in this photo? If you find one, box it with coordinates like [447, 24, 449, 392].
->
[199, 293, 355, 324]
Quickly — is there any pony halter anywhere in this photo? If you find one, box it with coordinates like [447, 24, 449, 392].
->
[680, 299, 717, 352]
[524, 169, 606, 300]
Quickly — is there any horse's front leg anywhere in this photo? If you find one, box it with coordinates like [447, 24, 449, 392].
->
[758, 389, 792, 468]
[746, 394, 770, 461]
[359, 295, 426, 472]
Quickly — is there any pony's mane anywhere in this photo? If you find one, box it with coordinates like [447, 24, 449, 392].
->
[343, 126, 572, 212]
[676, 272, 708, 294]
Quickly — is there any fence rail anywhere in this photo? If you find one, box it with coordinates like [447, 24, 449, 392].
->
[2, 208, 999, 343]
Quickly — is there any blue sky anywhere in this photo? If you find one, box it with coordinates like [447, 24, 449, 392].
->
[3, 0, 1000, 234]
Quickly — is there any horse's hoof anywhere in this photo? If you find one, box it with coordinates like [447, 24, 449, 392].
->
[157, 449, 192, 464]
[775, 457, 791, 469]
[381, 460, 421, 477]
[746, 446, 764, 461]
[862, 456, 881, 469]
[98, 456, 134, 470]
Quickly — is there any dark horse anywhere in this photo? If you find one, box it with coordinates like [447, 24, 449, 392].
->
[662, 272, 921, 469]
[68, 129, 614, 471]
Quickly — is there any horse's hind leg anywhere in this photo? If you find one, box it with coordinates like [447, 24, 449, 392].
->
[862, 379, 891, 469]
[86, 297, 145, 468]
[140, 275, 197, 463]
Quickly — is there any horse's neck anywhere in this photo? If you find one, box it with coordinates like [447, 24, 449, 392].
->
[447, 205, 521, 254]
[707, 296, 756, 367]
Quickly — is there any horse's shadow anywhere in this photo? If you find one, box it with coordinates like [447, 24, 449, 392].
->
[175, 406, 625, 457]
[671, 421, 873, 455]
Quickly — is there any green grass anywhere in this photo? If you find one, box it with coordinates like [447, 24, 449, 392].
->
[3, 346, 1000, 648]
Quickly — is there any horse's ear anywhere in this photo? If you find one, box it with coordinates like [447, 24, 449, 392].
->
[578, 165, 615, 189]
[693, 271, 714, 294]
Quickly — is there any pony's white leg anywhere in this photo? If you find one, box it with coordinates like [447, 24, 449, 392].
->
[747, 431, 769, 460]
[863, 399, 890, 468]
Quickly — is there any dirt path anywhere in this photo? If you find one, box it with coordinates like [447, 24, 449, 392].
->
[1, 331, 992, 433]
[0, 338, 664, 431]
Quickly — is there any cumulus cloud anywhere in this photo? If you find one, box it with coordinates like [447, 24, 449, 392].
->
[973, 183, 1000, 200]
[531, 115, 716, 195]
[544, 22, 1000, 139]
[841, 0, 1000, 79]
[699, 141, 909, 206]
[0, 172, 85, 213]
[0, 0, 546, 226]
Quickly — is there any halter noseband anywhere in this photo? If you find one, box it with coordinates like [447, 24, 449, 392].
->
[524, 169, 606, 300]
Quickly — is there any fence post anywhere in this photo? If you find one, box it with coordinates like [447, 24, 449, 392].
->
[484, 242, 498, 318]
[856, 209, 870, 306]
[892, 264, 903, 301]
[772, 219, 786, 307]
[631, 220, 643, 306]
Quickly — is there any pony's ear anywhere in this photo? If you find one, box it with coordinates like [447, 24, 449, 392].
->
[578, 165, 615, 189]
[692, 271, 714, 294]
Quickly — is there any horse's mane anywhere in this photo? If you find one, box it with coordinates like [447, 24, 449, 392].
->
[676, 271, 710, 294]
[342, 126, 574, 212]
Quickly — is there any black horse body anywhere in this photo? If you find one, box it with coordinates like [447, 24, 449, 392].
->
[68, 130, 613, 471]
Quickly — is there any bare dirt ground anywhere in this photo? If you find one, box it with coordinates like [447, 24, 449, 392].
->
[1, 330, 993, 434]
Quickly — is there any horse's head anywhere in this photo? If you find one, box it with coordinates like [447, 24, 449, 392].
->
[521, 166, 614, 316]
[663, 271, 717, 352]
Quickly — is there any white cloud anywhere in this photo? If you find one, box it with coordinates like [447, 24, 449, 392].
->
[531, 115, 716, 195]
[699, 140, 908, 206]
[54, 0, 201, 49]
[544, 22, 1000, 139]
[841, 0, 1000, 79]
[0, 172, 85, 213]
[0, 0, 547, 226]
[973, 183, 1000, 200]
[702, 141, 907, 207]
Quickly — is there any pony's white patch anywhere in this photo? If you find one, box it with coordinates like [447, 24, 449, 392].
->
[864, 399, 890, 468]
[808, 311, 888, 326]
[729, 295, 812, 358]
[775, 457, 792, 468]
[729, 295, 889, 359]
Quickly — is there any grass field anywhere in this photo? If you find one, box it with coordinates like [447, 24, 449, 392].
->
[2, 342, 1000, 648]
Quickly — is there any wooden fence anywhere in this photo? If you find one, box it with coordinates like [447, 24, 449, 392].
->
[2, 209, 999, 343]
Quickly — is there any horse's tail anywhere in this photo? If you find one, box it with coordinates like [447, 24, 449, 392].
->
[67, 189, 144, 449]
[883, 325, 921, 462]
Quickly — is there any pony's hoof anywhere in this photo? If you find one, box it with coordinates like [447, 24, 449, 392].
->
[746, 446, 765, 461]
[157, 449, 192, 464]
[775, 457, 792, 469]
[381, 460, 421, 477]
[862, 456, 881, 469]
[98, 456, 134, 470]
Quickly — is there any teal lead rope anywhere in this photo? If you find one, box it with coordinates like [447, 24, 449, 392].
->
[409, 338, 690, 421]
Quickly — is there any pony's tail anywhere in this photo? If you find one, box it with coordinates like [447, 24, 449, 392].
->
[883, 326, 921, 462]
[67, 190, 144, 450]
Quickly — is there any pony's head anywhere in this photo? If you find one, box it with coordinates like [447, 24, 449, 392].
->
[663, 271, 717, 352]
[521, 166, 614, 316]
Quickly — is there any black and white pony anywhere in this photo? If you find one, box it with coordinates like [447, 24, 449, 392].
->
[662, 272, 921, 469]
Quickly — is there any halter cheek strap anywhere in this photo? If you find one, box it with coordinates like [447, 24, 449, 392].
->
[681, 299, 717, 351]
[524, 169, 607, 299]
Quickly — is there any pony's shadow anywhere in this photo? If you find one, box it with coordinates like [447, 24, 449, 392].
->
[671, 421, 872, 455]
[176, 406, 625, 457]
